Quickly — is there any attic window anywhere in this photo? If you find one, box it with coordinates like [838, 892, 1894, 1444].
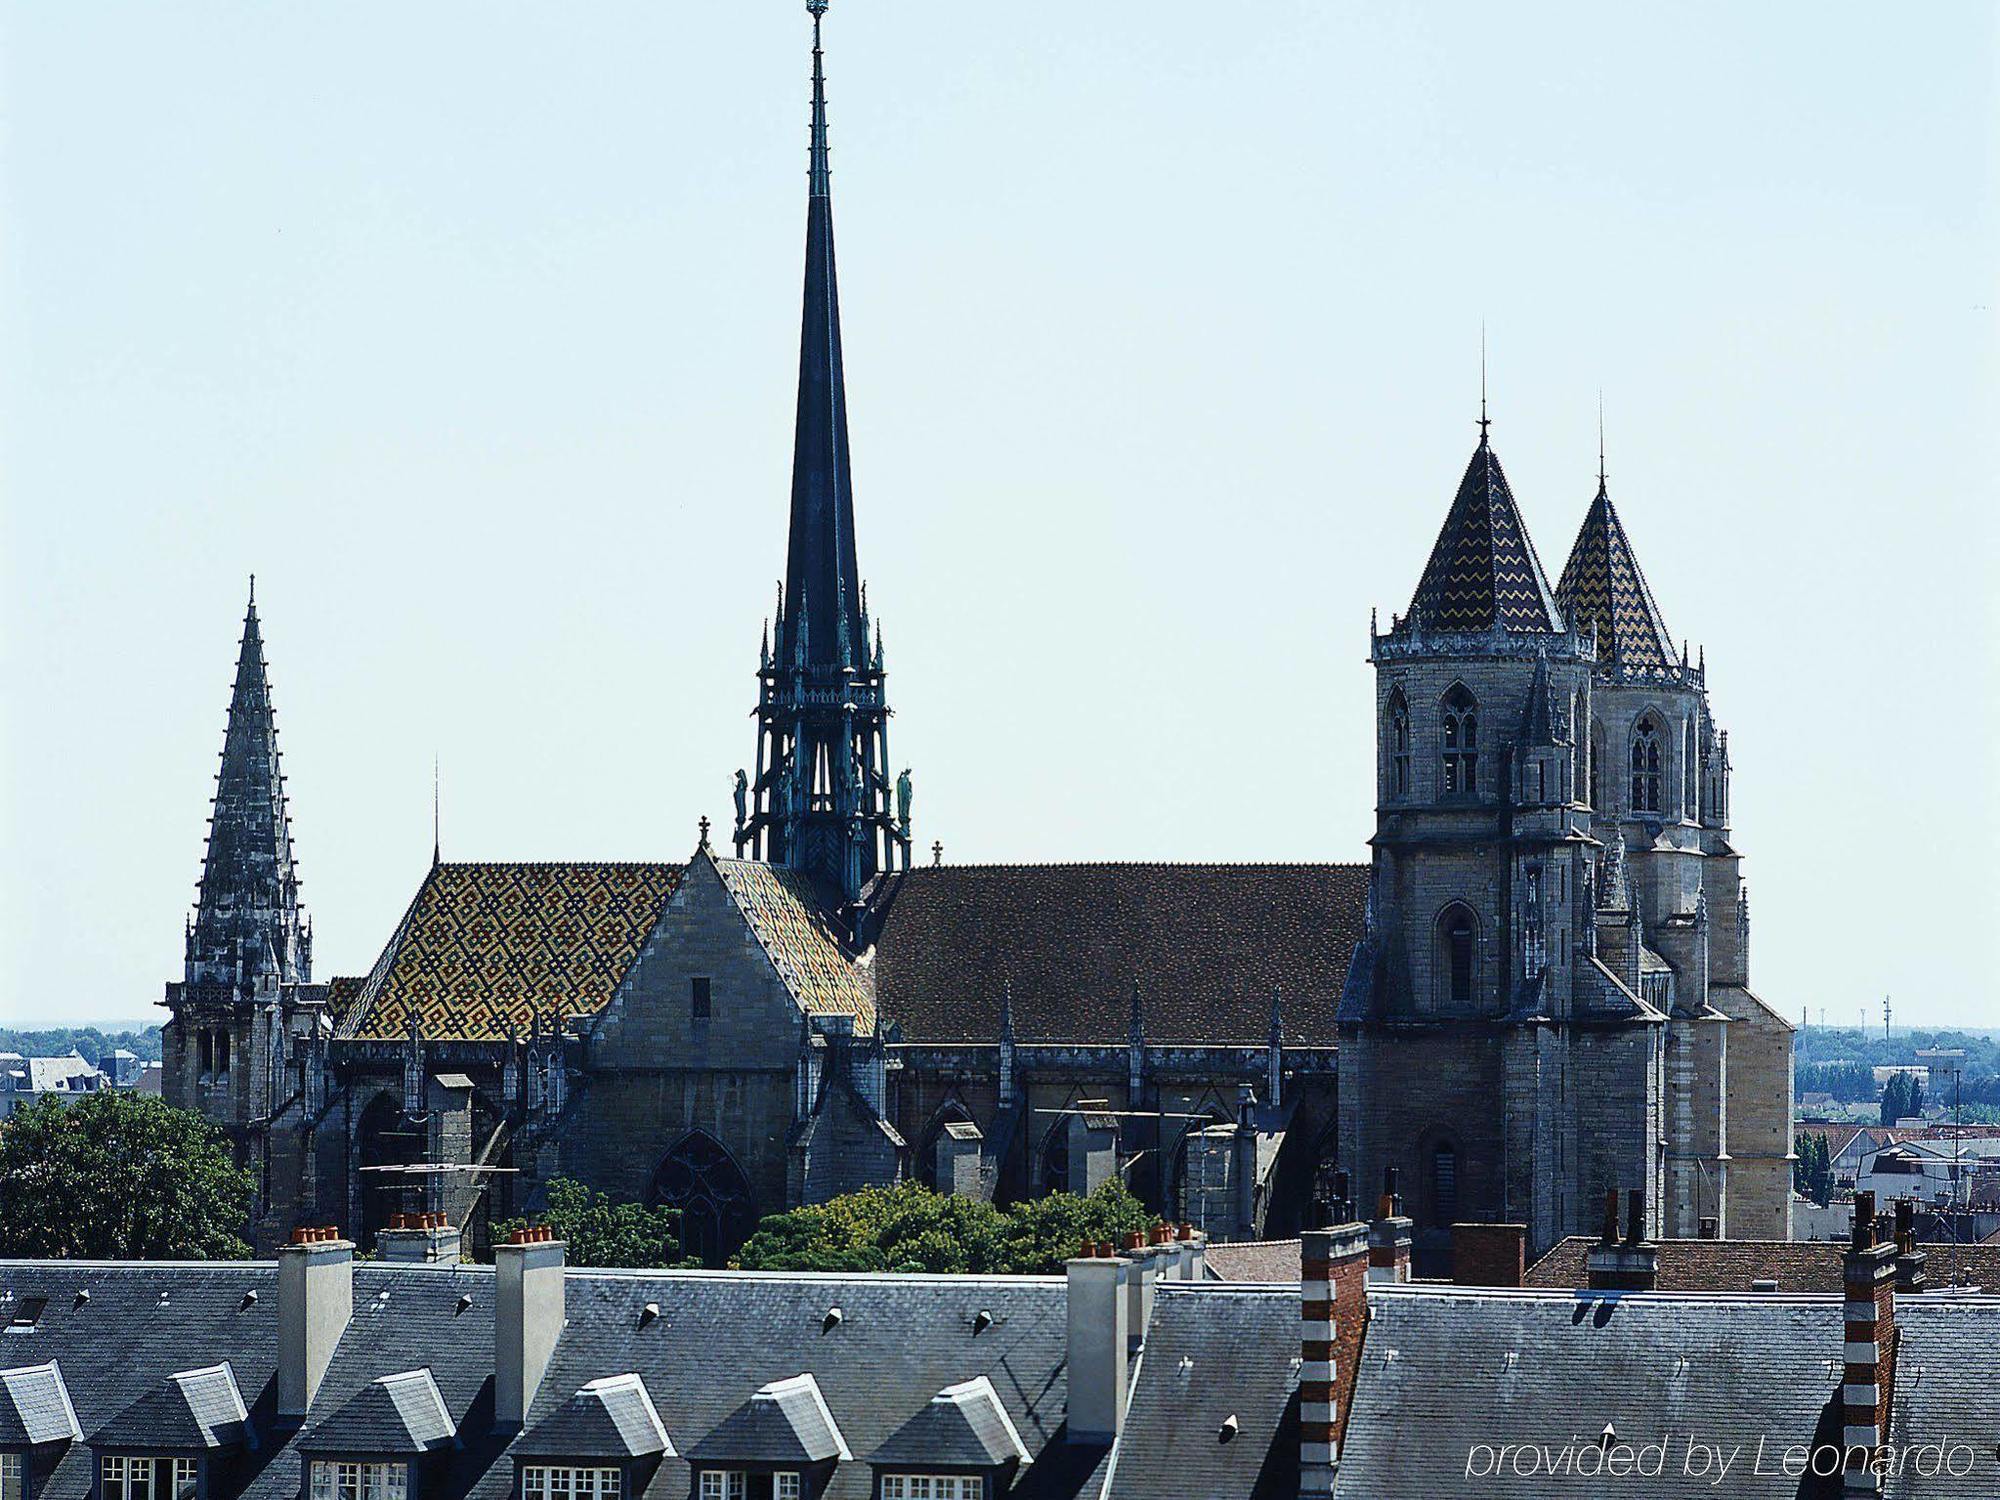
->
[2, 1452, 21, 1500]
[102, 1456, 199, 1500]
[309, 1462, 409, 1500]
[880, 1479, 980, 1500]
[691, 977, 712, 1022]
[522, 1467, 621, 1500]
[5, 1296, 46, 1331]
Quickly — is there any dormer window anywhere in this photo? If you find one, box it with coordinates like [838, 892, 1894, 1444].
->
[308, 1464, 406, 1500]
[523, 1469, 620, 1500]
[880, 1480, 981, 1500]
[101, 1456, 199, 1500]
[3, 1452, 23, 1500]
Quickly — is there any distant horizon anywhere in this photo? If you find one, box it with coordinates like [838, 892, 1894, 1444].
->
[3, 3, 1995, 1027]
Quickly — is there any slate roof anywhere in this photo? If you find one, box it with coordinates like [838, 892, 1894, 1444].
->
[0, 1261, 1101, 1500]
[1339, 1285, 1846, 1498]
[0, 1361, 82, 1445]
[336, 862, 681, 1041]
[1555, 481, 1678, 679]
[1104, 1286, 1299, 1500]
[514, 1376, 670, 1460]
[687, 1374, 850, 1465]
[713, 859, 876, 1026]
[90, 1364, 249, 1452]
[300, 1369, 457, 1455]
[866, 864, 1368, 1045]
[870, 1377, 1029, 1468]
[1525, 1237, 2000, 1294]
[1403, 438, 1563, 634]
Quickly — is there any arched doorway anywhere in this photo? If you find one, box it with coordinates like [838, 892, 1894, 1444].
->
[650, 1132, 757, 1266]
[356, 1093, 423, 1248]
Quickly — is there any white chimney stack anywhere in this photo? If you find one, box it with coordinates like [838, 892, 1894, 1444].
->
[1064, 1243, 1129, 1444]
[495, 1226, 566, 1429]
[278, 1227, 353, 1419]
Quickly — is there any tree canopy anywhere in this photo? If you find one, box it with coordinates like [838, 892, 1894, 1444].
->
[1881, 1071, 1926, 1126]
[0, 1093, 253, 1259]
[492, 1178, 698, 1269]
[732, 1180, 1160, 1275]
[1793, 1132, 1834, 1206]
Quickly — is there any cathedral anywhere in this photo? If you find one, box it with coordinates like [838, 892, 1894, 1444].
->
[161, 6, 1790, 1266]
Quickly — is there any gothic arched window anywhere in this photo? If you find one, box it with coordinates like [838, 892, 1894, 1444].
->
[1440, 685, 1479, 797]
[1571, 691, 1586, 803]
[650, 1131, 757, 1266]
[1631, 715, 1663, 813]
[1435, 903, 1477, 1011]
[1385, 688, 1412, 800]
[1430, 1140, 1460, 1226]
[1039, 1116, 1072, 1195]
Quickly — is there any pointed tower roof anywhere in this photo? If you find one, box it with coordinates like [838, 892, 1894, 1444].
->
[780, 0, 864, 673]
[188, 580, 308, 989]
[1555, 479, 1676, 678]
[1405, 437, 1563, 634]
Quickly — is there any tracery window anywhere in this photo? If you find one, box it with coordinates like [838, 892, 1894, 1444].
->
[1630, 715, 1663, 814]
[1440, 685, 1479, 797]
[1385, 689, 1411, 800]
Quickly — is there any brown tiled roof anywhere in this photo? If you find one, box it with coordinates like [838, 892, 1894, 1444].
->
[337, 862, 681, 1041]
[865, 863, 1367, 1045]
[1202, 1239, 1303, 1284]
[712, 858, 876, 1027]
[1525, 1236, 2000, 1294]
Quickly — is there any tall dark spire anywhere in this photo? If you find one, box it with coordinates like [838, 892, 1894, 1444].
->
[781, 0, 863, 674]
[187, 581, 310, 992]
[738, 1, 910, 924]
[1555, 474, 1677, 680]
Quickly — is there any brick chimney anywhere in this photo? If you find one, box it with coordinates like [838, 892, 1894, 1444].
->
[1842, 1191, 1897, 1497]
[376, 1211, 463, 1266]
[1451, 1223, 1527, 1288]
[1366, 1168, 1412, 1284]
[1300, 1212, 1371, 1498]
[1584, 1189, 1658, 1292]
[278, 1227, 353, 1419]
[495, 1225, 566, 1430]
[1892, 1198, 1928, 1293]
[1065, 1243, 1130, 1444]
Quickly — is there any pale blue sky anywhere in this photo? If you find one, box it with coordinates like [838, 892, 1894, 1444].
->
[2, 3, 1994, 1029]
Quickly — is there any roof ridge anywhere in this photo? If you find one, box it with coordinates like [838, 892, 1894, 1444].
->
[886, 860, 1371, 873]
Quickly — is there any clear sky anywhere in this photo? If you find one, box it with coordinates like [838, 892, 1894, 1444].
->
[2, 3, 1994, 1030]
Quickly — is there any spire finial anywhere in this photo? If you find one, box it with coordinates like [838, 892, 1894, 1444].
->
[1478, 324, 1490, 439]
[432, 753, 441, 867]
[1596, 389, 1608, 493]
[807, 0, 831, 199]
[248, 573, 256, 608]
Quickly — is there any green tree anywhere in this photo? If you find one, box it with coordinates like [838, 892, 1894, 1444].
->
[492, 1179, 697, 1269]
[1881, 1072, 1927, 1126]
[732, 1180, 1160, 1275]
[0, 1093, 253, 1259]
[1793, 1132, 1833, 1206]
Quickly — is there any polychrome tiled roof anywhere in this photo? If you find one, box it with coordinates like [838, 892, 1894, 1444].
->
[337, 862, 680, 1041]
[1405, 438, 1563, 634]
[713, 858, 876, 1027]
[1556, 481, 1677, 678]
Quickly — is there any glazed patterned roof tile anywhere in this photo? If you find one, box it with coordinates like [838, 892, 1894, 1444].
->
[1556, 482, 1677, 678]
[712, 858, 876, 1026]
[1406, 438, 1563, 634]
[337, 862, 680, 1041]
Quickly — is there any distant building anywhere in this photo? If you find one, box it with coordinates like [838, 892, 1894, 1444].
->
[0, 1049, 151, 1121]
